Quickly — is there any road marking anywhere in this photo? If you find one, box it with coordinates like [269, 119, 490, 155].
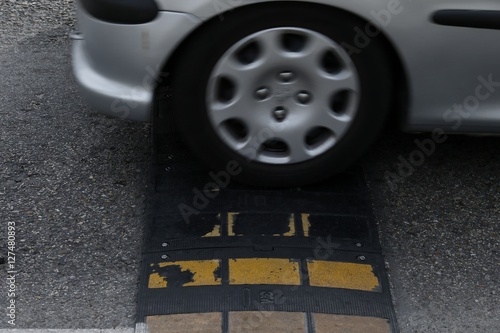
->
[230, 311, 305, 333]
[313, 314, 390, 333]
[307, 260, 380, 291]
[148, 260, 222, 288]
[227, 212, 239, 236]
[302, 213, 311, 237]
[229, 258, 301, 285]
[282, 214, 296, 236]
[203, 224, 221, 237]
[146, 313, 222, 333]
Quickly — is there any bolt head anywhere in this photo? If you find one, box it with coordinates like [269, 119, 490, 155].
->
[273, 107, 287, 121]
[255, 87, 270, 100]
[296, 91, 312, 104]
[278, 71, 295, 83]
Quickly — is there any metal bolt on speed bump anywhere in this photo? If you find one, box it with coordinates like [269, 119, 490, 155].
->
[357, 255, 366, 261]
[355, 243, 362, 248]
[161, 255, 169, 260]
[162, 242, 169, 247]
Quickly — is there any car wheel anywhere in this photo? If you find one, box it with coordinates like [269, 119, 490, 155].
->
[170, 4, 392, 187]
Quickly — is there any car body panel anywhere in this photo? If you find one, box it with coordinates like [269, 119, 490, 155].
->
[72, 3, 201, 121]
[73, 0, 500, 132]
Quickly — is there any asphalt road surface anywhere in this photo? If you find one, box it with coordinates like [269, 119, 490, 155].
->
[0, 1, 498, 332]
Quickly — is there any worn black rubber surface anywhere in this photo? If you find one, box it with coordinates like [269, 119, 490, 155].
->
[137, 88, 399, 332]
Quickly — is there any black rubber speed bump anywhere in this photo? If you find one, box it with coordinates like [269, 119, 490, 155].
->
[138, 98, 398, 332]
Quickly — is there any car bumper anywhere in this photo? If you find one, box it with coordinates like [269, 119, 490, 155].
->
[71, 4, 201, 121]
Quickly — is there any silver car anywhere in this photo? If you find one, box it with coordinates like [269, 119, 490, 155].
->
[72, 0, 500, 186]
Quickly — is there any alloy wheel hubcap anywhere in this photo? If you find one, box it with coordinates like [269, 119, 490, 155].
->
[207, 27, 360, 164]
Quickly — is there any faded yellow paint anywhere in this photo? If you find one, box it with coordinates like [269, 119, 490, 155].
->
[280, 214, 296, 237]
[228, 212, 239, 236]
[229, 258, 301, 285]
[302, 214, 311, 237]
[307, 260, 380, 291]
[230, 311, 306, 333]
[148, 260, 222, 288]
[203, 224, 221, 237]
[313, 314, 390, 333]
[205, 186, 220, 193]
[147, 313, 222, 333]
[148, 272, 167, 289]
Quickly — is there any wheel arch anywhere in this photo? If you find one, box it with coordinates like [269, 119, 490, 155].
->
[155, 1, 409, 129]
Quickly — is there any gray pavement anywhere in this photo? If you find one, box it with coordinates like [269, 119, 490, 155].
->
[1, 1, 148, 329]
[1, 1, 498, 332]
[365, 132, 500, 332]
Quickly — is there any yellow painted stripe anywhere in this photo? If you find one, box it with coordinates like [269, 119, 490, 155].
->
[281, 214, 296, 236]
[148, 260, 222, 288]
[313, 314, 389, 333]
[302, 214, 311, 237]
[147, 313, 222, 333]
[307, 260, 380, 291]
[230, 311, 306, 333]
[229, 258, 301, 285]
[149, 272, 168, 289]
[204, 186, 220, 193]
[228, 212, 239, 236]
[202, 224, 221, 237]
[202, 213, 221, 237]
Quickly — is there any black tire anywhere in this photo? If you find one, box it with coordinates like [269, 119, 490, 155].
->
[170, 3, 392, 187]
